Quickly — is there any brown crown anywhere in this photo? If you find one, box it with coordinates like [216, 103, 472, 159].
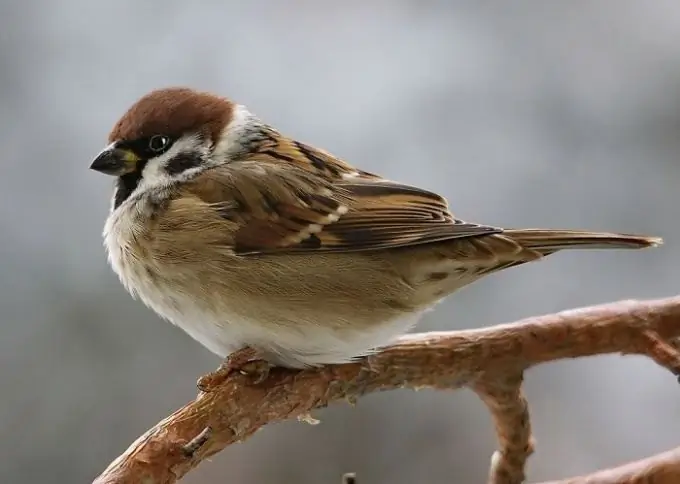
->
[108, 87, 235, 145]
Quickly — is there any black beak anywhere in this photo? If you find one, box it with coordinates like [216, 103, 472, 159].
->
[89, 144, 138, 176]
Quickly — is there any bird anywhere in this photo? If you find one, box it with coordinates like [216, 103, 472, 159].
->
[89, 86, 662, 389]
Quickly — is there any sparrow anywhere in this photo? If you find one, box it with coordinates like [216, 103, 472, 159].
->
[90, 87, 662, 388]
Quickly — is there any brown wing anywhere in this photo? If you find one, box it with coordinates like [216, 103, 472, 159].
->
[296, 180, 502, 253]
[183, 155, 502, 256]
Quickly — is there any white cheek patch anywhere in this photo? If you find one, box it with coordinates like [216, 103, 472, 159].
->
[137, 134, 205, 192]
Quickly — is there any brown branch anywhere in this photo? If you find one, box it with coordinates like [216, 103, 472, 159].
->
[472, 371, 534, 484]
[542, 446, 680, 484]
[92, 296, 680, 484]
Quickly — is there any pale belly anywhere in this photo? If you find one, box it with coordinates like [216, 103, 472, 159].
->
[106, 236, 425, 368]
[154, 293, 422, 367]
[125, 270, 423, 367]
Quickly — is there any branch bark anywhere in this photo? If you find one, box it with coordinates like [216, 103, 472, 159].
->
[92, 296, 680, 484]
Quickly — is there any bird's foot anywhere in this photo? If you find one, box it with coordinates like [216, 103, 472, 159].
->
[196, 347, 273, 392]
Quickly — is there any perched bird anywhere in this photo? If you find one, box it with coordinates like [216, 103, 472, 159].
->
[90, 87, 662, 387]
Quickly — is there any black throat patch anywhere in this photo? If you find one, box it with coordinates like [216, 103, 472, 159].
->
[113, 159, 148, 209]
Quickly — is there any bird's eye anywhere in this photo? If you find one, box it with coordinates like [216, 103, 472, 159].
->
[148, 135, 170, 153]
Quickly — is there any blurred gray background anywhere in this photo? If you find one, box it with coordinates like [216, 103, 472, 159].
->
[1, 1, 678, 483]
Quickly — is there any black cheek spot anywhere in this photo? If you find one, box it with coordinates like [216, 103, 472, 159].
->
[165, 153, 202, 176]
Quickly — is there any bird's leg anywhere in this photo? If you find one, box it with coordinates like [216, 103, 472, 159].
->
[196, 346, 273, 392]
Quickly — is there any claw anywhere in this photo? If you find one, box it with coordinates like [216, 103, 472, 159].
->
[239, 360, 273, 384]
[197, 347, 272, 392]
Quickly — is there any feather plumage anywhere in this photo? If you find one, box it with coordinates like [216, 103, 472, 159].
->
[94, 86, 663, 370]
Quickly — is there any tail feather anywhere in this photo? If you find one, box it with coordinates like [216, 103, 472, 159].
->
[503, 229, 663, 254]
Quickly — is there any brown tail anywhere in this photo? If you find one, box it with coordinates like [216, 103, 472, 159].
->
[504, 229, 663, 254]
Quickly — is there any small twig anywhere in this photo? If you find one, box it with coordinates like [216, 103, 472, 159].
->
[181, 426, 212, 458]
[92, 296, 680, 484]
[472, 371, 534, 484]
[639, 330, 680, 377]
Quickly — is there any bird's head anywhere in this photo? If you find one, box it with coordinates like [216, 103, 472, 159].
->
[90, 87, 254, 206]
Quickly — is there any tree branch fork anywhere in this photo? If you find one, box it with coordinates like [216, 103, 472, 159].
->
[93, 296, 680, 484]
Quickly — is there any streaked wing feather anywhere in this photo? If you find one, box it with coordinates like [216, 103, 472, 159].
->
[301, 180, 501, 252]
[184, 142, 502, 255]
